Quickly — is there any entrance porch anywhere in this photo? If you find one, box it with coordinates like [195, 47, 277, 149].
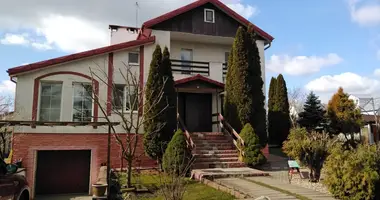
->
[175, 75, 224, 133]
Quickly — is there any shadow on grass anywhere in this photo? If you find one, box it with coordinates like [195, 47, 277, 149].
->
[117, 170, 235, 200]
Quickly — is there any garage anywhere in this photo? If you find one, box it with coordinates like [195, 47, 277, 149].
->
[35, 150, 91, 195]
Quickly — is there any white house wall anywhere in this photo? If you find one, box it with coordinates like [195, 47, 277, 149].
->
[13, 49, 143, 134]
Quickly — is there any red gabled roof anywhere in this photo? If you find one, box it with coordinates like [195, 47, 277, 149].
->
[7, 36, 156, 76]
[143, 0, 274, 41]
[175, 74, 224, 88]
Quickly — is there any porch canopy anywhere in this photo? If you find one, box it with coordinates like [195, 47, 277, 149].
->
[175, 74, 224, 93]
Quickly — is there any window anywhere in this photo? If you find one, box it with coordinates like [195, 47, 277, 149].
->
[72, 83, 93, 122]
[204, 9, 215, 23]
[125, 85, 138, 112]
[112, 84, 125, 110]
[128, 52, 139, 65]
[181, 49, 193, 74]
[112, 84, 138, 112]
[225, 52, 229, 63]
[39, 82, 62, 121]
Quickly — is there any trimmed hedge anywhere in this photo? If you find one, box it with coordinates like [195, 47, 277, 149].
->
[162, 129, 191, 175]
[239, 123, 266, 167]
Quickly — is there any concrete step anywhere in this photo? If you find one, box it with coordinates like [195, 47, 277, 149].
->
[196, 143, 235, 148]
[195, 145, 236, 151]
[193, 161, 245, 169]
[192, 139, 232, 144]
[193, 153, 238, 158]
[191, 132, 225, 137]
[194, 149, 238, 154]
[195, 157, 239, 163]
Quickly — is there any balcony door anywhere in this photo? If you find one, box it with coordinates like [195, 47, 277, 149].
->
[181, 49, 193, 74]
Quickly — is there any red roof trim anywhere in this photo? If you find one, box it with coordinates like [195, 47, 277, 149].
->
[143, 0, 274, 41]
[7, 36, 156, 76]
[175, 74, 224, 88]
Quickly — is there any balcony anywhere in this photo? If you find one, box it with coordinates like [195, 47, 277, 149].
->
[171, 59, 210, 76]
[222, 62, 227, 82]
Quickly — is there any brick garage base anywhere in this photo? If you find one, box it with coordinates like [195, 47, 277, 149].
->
[12, 133, 156, 198]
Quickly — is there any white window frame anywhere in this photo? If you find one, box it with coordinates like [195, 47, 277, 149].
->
[38, 81, 63, 121]
[128, 52, 140, 66]
[204, 9, 215, 23]
[112, 84, 139, 113]
[71, 82, 94, 122]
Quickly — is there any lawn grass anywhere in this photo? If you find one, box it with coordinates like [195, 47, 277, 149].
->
[118, 171, 235, 200]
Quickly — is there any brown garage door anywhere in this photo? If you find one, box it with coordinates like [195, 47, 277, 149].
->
[35, 150, 91, 195]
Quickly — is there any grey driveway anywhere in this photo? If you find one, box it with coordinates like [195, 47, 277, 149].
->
[35, 194, 92, 200]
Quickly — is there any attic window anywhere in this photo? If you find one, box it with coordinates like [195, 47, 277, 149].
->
[204, 9, 215, 23]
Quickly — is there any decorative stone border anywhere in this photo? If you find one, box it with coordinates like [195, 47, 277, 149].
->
[201, 178, 249, 199]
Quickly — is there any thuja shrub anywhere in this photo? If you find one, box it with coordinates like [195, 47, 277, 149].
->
[239, 123, 266, 167]
[162, 129, 191, 175]
[324, 144, 380, 200]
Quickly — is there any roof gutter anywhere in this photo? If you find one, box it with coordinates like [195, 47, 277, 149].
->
[10, 76, 16, 83]
[264, 41, 272, 50]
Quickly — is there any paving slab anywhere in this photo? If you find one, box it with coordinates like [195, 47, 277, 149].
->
[191, 167, 269, 180]
[35, 194, 92, 200]
[246, 176, 335, 200]
[215, 177, 298, 199]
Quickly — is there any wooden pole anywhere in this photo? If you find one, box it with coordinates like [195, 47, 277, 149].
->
[107, 124, 111, 199]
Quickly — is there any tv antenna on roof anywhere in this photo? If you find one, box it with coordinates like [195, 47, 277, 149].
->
[135, 1, 139, 28]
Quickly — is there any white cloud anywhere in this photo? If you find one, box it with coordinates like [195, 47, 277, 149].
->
[374, 68, 380, 77]
[348, 0, 380, 26]
[0, 0, 259, 53]
[305, 72, 380, 102]
[31, 42, 53, 50]
[266, 53, 343, 76]
[226, 3, 258, 19]
[0, 80, 16, 94]
[0, 33, 29, 45]
[36, 15, 109, 52]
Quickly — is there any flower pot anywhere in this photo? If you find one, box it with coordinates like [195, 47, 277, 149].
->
[92, 183, 107, 197]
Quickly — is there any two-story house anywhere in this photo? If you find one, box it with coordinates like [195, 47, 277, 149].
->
[6, 0, 273, 198]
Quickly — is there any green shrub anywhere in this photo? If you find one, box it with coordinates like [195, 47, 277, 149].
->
[282, 127, 309, 160]
[283, 127, 331, 181]
[239, 123, 266, 167]
[162, 129, 191, 175]
[324, 144, 380, 200]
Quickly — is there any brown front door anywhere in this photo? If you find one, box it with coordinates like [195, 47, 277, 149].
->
[178, 93, 212, 132]
[35, 150, 91, 195]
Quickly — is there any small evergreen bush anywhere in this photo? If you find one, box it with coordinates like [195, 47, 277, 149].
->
[162, 129, 191, 175]
[324, 144, 380, 200]
[239, 123, 266, 167]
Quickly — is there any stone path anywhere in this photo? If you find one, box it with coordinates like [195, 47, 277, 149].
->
[246, 176, 335, 200]
[215, 177, 298, 199]
[215, 176, 335, 200]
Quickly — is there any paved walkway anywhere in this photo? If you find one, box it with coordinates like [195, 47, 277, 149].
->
[246, 176, 335, 200]
[215, 177, 298, 199]
[191, 167, 269, 180]
[215, 176, 335, 200]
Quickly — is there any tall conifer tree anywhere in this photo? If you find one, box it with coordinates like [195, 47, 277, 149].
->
[275, 74, 291, 144]
[144, 45, 166, 163]
[268, 77, 277, 144]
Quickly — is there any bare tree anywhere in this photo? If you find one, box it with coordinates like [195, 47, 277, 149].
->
[0, 96, 14, 160]
[288, 87, 307, 127]
[86, 62, 168, 188]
